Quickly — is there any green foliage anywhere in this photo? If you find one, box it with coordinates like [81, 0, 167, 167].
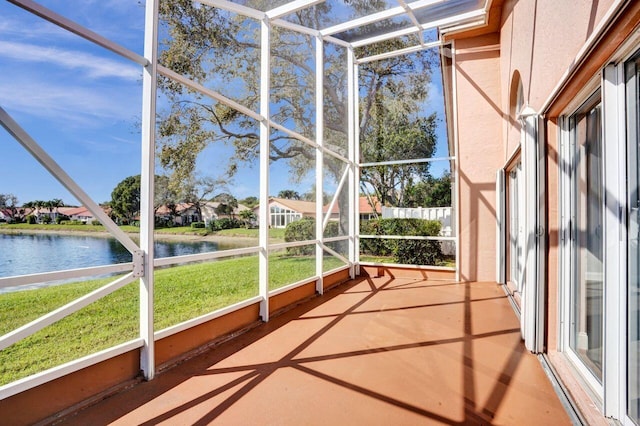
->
[405, 173, 452, 208]
[238, 209, 256, 228]
[110, 175, 141, 224]
[26, 215, 36, 224]
[0, 253, 343, 385]
[284, 218, 339, 255]
[91, 220, 101, 226]
[191, 221, 205, 229]
[55, 214, 70, 224]
[156, 2, 437, 227]
[214, 203, 235, 217]
[40, 215, 52, 224]
[360, 218, 444, 265]
[239, 196, 258, 208]
[208, 217, 243, 231]
[278, 189, 300, 200]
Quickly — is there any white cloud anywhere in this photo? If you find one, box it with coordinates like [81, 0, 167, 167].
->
[0, 40, 140, 80]
[0, 78, 141, 124]
[0, 15, 74, 41]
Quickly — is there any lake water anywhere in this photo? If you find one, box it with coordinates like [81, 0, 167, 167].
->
[0, 233, 248, 281]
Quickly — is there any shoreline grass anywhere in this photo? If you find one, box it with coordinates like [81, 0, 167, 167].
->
[0, 254, 344, 386]
[0, 223, 285, 240]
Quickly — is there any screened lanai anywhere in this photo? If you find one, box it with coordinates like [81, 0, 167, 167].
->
[0, 0, 498, 418]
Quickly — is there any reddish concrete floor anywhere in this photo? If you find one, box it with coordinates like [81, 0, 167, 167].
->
[63, 277, 571, 425]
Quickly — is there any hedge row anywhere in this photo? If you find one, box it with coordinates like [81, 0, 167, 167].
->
[284, 218, 340, 255]
[360, 218, 444, 265]
[283, 217, 445, 266]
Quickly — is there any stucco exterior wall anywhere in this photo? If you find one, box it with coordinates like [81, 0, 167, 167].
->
[454, 34, 503, 282]
[453, 1, 617, 282]
[499, 0, 614, 156]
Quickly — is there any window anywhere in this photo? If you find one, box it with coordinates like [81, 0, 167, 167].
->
[560, 48, 640, 423]
[568, 93, 604, 384]
[269, 205, 302, 228]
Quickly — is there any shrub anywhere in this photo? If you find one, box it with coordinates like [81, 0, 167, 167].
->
[26, 215, 36, 224]
[284, 218, 340, 255]
[91, 220, 101, 226]
[40, 215, 52, 224]
[359, 218, 444, 265]
[55, 214, 70, 224]
[208, 218, 243, 231]
[191, 222, 206, 229]
[68, 220, 85, 225]
[284, 218, 314, 255]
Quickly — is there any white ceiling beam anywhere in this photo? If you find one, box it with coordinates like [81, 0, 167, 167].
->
[272, 18, 320, 37]
[195, 0, 266, 20]
[350, 26, 419, 48]
[266, 0, 323, 19]
[351, 8, 486, 48]
[323, 35, 353, 48]
[356, 40, 441, 64]
[408, 0, 447, 9]
[439, 17, 487, 34]
[320, 6, 406, 37]
[319, 0, 444, 37]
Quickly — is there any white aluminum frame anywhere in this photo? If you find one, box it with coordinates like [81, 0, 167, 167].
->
[496, 168, 506, 284]
[601, 62, 625, 420]
[0, 0, 475, 398]
[560, 89, 606, 398]
[139, 0, 160, 381]
[315, 34, 325, 294]
[522, 109, 546, 354]
[259, 17, 271, 322]
[348, 46, 357, 279]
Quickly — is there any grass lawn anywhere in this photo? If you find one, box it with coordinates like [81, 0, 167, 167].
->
[0, 223, 140, 233]
[0, 223, 285, 240]
[0, 253, 345, 386]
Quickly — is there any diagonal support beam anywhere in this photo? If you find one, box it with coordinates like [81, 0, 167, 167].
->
[0, 107, 140, 254]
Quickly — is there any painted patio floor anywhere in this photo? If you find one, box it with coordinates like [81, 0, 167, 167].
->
[62, 276, 571, 425]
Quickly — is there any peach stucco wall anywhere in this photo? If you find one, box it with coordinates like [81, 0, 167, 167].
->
[454, 0, 617, 281]
[499, 0, 614, 153]
[454, 34, 503, 281]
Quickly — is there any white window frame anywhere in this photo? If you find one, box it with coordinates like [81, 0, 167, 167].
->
[559, 87, 606, 400]
[558, 35, 640, 423]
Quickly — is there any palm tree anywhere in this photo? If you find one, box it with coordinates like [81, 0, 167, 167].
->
[50, 198, 64, 221]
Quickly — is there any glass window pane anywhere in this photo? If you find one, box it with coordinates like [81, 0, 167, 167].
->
[570, 97, 603, 382]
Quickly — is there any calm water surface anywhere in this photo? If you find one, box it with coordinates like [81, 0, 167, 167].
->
[0, 233, 249, 287]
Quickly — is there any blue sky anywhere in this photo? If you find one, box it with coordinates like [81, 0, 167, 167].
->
[0, 1, 449, 207]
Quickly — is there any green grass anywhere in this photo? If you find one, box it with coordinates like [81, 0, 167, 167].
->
[0, 223, 285, 240]
[0, 223, 140, 233]
[0, 253, 346, 385]
[214, 227, 286, 240]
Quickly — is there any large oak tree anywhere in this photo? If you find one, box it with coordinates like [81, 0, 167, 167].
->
[157, 0, 439, 231]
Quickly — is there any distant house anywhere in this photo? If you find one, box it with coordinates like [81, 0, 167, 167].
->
[0, 208, 13, 222]
[155, 203, 198, 226]
[253, 197, 378, 228]
[254, 198, 315, 228]
[201, 201, 250, 224]
[61, 207, 96, 223]
[359, 196, 381, 221]
[155, 202, 250, 226]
